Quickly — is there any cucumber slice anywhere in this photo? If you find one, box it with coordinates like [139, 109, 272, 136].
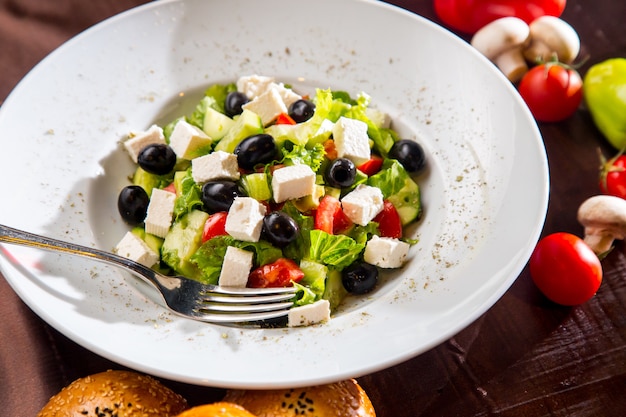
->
[161, 210, 209, 280]
[203, 107, 235, 140]
[214, 109, 263, 153]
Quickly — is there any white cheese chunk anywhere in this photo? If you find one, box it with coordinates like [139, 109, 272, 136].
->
[114, 231, 159, 267]
[123, 124, 165, 163]
[144, 188, 177, 238]
[218, 246, 254, 287]
[341, 184, 384, 226]
[332, 116, 371, 165]
[315, 119, 335, 137]
[242, 88, 288, 126]
[366, 107, 392, 129]
[271, 164, 316, 203]
[288, 299, 331, 327]
[237, 74, 275, 99]
[225, 197, 267, 242]
[169, 120, 212, 160]
[192, 150, 240, 183]
[269, 82, 302, 108]
[364, 235, 410, 268]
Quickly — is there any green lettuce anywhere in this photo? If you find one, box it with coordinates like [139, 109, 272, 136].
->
[281, 142, 326, 172]
[309, 230, 364, 270]
[172, 169, 203, 221]
[186, 83, 237, 129]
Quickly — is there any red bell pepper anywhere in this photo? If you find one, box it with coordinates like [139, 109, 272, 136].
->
[433, 0, 566, 34]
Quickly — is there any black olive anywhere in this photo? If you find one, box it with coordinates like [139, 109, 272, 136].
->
[234, 134, 277, 170]
[224, 91, 249, 117]
[117, 185, 149, 225]
[324, 158, 357, 188]
[288, 99, 315, 123]
[342, 262, 378, 294]
[137, 143, 177, 175]
[201, 180, 246, 213]
[262, 212, 299, 248]
[388, 139, 426, 174]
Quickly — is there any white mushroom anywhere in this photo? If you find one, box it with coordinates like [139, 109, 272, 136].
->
[577, 195, 626, 255]
[523, 16, 580, 64]
[470, 17, 530, 82]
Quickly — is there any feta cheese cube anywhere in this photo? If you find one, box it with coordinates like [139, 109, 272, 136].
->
[169, 120, 212, 160]
[366, 107, 392, 129]
[269, 82, 302, 108]
[364, 235, 410, 268]
[225, 197, 267, 242]
[242, 88, 288, 126]
[218, 246, 254, 287]
[333, 116, 371, 165]
[271, 164, 316, 203]
[123, 124, 165, 163]
[144, 188, 177, 238]
[288, 299, 331, 327]
[237, 74, 275, 99]
[315, 119, 335, 137]
[341, 184, 384, 226]
[192, 150, 240, 183]
[114, 231, 159, 267]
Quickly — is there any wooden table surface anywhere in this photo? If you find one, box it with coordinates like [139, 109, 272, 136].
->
[1, 1, 625, 416]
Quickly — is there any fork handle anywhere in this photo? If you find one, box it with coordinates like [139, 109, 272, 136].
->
[0, 224, 157, 284]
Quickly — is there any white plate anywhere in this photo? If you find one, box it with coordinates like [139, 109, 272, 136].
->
[0, 0, 548, 388]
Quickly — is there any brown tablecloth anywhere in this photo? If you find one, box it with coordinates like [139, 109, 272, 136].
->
[2, 1, 625, 416]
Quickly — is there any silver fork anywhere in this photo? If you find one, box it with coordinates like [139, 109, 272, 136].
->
[0, 224, 296, 324]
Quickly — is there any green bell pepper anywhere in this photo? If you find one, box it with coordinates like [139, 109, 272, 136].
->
[584, 58, 626, 149]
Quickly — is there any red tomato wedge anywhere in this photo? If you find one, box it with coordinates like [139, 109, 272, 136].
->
[201, 212, 228, 242]
[373, 200, 403, 238]
[314, 195, 353, 234]
[275, 113, 296, 125]
[248, 258, 304, 288]
[357, 155, 384, 176]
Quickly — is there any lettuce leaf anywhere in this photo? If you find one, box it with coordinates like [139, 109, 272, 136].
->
[309, 230, 364, 270]
[281, 142, 326, 172]
[172, 169, 204, 221]
[186, 83, 237, 129]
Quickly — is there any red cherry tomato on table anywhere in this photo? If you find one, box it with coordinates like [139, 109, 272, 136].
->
[433, 0, 567, 34]
[599, 153, 626, 199]
[517, 63, 583, 122]
[248, 258, 304, 288]
[529, 232, 602, 306]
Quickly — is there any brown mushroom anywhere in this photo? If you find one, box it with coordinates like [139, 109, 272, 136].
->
[577, 195, 626, 255]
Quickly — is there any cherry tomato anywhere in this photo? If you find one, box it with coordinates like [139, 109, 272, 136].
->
[373, 200, 402, 238]
[599, 153, 626, 199]
[314, 195, 353, 234]
[248, 258, 304, 288]
[518, 63, 583, 122]
[357, 155, 384, 176]
[201, 212, 228, 242]
[434, 0, 566, 34]
[529, 232, 602, 306]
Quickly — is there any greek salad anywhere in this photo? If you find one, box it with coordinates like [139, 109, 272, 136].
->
[114, 75, 425, 326]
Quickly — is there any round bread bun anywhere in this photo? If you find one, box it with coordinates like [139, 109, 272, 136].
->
[37, 369, 188, 417]
[174, 402, 257, 417]
[223, 379, 375, 417]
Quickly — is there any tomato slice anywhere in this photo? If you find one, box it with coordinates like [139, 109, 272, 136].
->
[357, 155, 384, 176]
[373, 200, 403, 238]
[314, 195, 352, 234]
[323, 139, 338, 160]
[275, 113, 296, 125]
[163, 183, 177, 194]
[201, 212, 228, 242]
[248, 258, 304, 288]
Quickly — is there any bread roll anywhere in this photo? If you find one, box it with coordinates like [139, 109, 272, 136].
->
[174, 402, 257, 417]
[223, 379, 375, 417]
[37, 369, 188, 417]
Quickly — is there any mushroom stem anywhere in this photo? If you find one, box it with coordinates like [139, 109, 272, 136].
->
[494, 50, 529, 83]
[583, 231, 620, 255]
